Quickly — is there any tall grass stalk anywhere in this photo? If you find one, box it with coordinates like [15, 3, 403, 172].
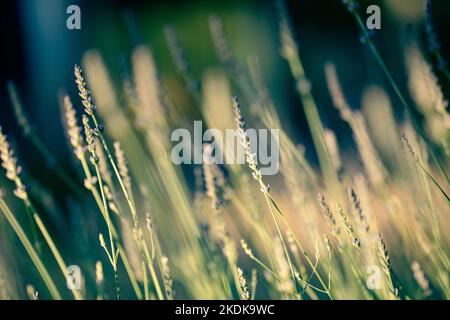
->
[7, 82, 85, 200]
[64, 96, 143, 299]
[345, 3, 450, 189]
[75, 65, 165, 300]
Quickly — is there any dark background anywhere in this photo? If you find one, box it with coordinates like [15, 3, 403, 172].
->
[0, 0, 449, 183]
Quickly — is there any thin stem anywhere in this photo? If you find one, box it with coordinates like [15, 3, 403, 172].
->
[119, 247, 143, 300]
[327, 252, 332, 291]
[262, 192, 296, 285]
[301, 255, 319, 294]
[246, 249, 326, 295]
[94, 164, 121, 300]
[80, 155, 143, 299]
[268, 195, 334, 299]
[0, 199, 61, 300]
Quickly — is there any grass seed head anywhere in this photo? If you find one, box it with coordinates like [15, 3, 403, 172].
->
[240, 239, 254, 259]
[63, 95, 85, 160]
[0, 127, 28, 200]
[74, 65, 95, 116]
[337, 204, 360, 248]
[318, 193, 339, 235]
[26, 285, 38, 300]
[82, 115, 99, 166]
[161, 255, 174, 300]
[114, 141, 131, 192]
[95, 260, 104, 285]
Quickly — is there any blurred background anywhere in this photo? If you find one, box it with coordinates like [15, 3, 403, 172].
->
[2, 0, 450, 170]
[0, 0, 449, 299]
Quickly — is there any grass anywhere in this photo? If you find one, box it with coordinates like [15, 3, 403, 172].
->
[0, 0, 449, 300]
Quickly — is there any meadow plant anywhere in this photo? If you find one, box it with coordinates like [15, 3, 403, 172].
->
[0, 0, 449, 301]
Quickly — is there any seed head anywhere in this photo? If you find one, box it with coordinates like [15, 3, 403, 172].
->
[0, 127, 28, 200]
[26, 285, 38, 300]
[240, 239, 254, 259]
[84, 176, 98, 191]
[349, 187, 369, 233]
[82, 115, 99, 165]
[161, 255, 174, 300]
[96, 138, 111, 185]
[63, 95, 85, 160]
[325, 63, 352, 121]
[208, 15, 238, 72]
[318, 193, 339, 235]
[376, 233, 391, 275]
[164, 25, 200, 94]
[237, 267, 250, 300]
[95, 260, 104, 285]
[114, 141, 131, 193]
[74, 65, 95, 115]
[323, 234, 332, 256]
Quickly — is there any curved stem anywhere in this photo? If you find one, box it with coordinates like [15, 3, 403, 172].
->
[353, 13, 450, 189]
[0, 199, 61, 300]
[94, 164, 121, 300]
[34, 214, 83, 300]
